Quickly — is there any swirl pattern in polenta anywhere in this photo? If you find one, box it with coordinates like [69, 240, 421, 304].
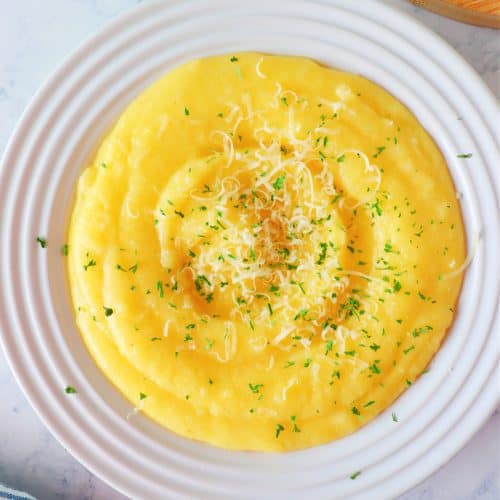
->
[68, 53, 465, 451]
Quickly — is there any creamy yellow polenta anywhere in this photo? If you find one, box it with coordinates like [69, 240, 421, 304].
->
[68, 53, 465, 451]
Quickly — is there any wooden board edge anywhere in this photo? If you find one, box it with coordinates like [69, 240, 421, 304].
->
[409, 0, 500, 28]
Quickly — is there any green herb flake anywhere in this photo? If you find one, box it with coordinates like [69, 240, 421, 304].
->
[294, 309, 308, 321]
[139, 392, 147, 400]
[325, 339, 333, 355]
[267, 303, 273, 316]
[403, 345, 415, 355]
[275, 423, 285, 438]
[392, 412, 398, 422]
[331, 194, 342, 204]
[184, 107, 190, 116]
[350, 471, 362, 480]
[457, 153, 472, 159]
[248, 383, 263, 394]
[371, 198, 382, 216]
[103, 306, 113, 317]
[316, 242, 328, 265]
[230, 56, 239, 62]
[36, 236, 47, 248]
[64, 386, 77, 394]
[61, 244, 69, 256]
[83, 259, 96, 271]
[412, 325, 433, 337]
[272, 174, 286, 190]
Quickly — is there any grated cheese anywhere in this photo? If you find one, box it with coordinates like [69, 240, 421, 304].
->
[442, 231, 481, 280]
[255, 57, 267, 79]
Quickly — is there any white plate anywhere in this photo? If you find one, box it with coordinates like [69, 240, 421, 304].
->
[0, 1, 498, 498]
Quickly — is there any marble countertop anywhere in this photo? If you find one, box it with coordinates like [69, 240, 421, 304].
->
[0, 1, 498, 499]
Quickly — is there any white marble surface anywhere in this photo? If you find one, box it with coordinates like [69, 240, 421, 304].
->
[0, 1, 498, 499]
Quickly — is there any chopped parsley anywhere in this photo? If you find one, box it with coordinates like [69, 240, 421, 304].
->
[370, 198, 382, 216]
[83, 258, 96, 271]
[103, 306, 113, 317]
[36, 237, 47, 248]
[412, 325, 433, 337]
[275, 423, 284, 438]
[272, 174, 286, 190]
[294, 309, 308, 321]
[248, 383, 263, 394]
[64, 386, 77, 394]
[325, 339, 333, 355]
[403, 345, 415, 355]
[316, 242, 328, 265]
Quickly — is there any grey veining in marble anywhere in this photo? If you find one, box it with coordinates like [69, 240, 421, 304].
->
[0, 1, 498, 499]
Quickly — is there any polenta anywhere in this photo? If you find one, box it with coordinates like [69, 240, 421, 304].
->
[68, 53, 466, 451]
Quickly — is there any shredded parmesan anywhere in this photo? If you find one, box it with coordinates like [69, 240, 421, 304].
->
[442, 231, 481, 280]
[172, 82, 403, 362]
[255, 57, 267, 79]
[162, 320, 171, 337]
[281, 377, 299, 400]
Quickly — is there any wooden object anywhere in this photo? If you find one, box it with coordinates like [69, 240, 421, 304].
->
[409, 0, 500, 28]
